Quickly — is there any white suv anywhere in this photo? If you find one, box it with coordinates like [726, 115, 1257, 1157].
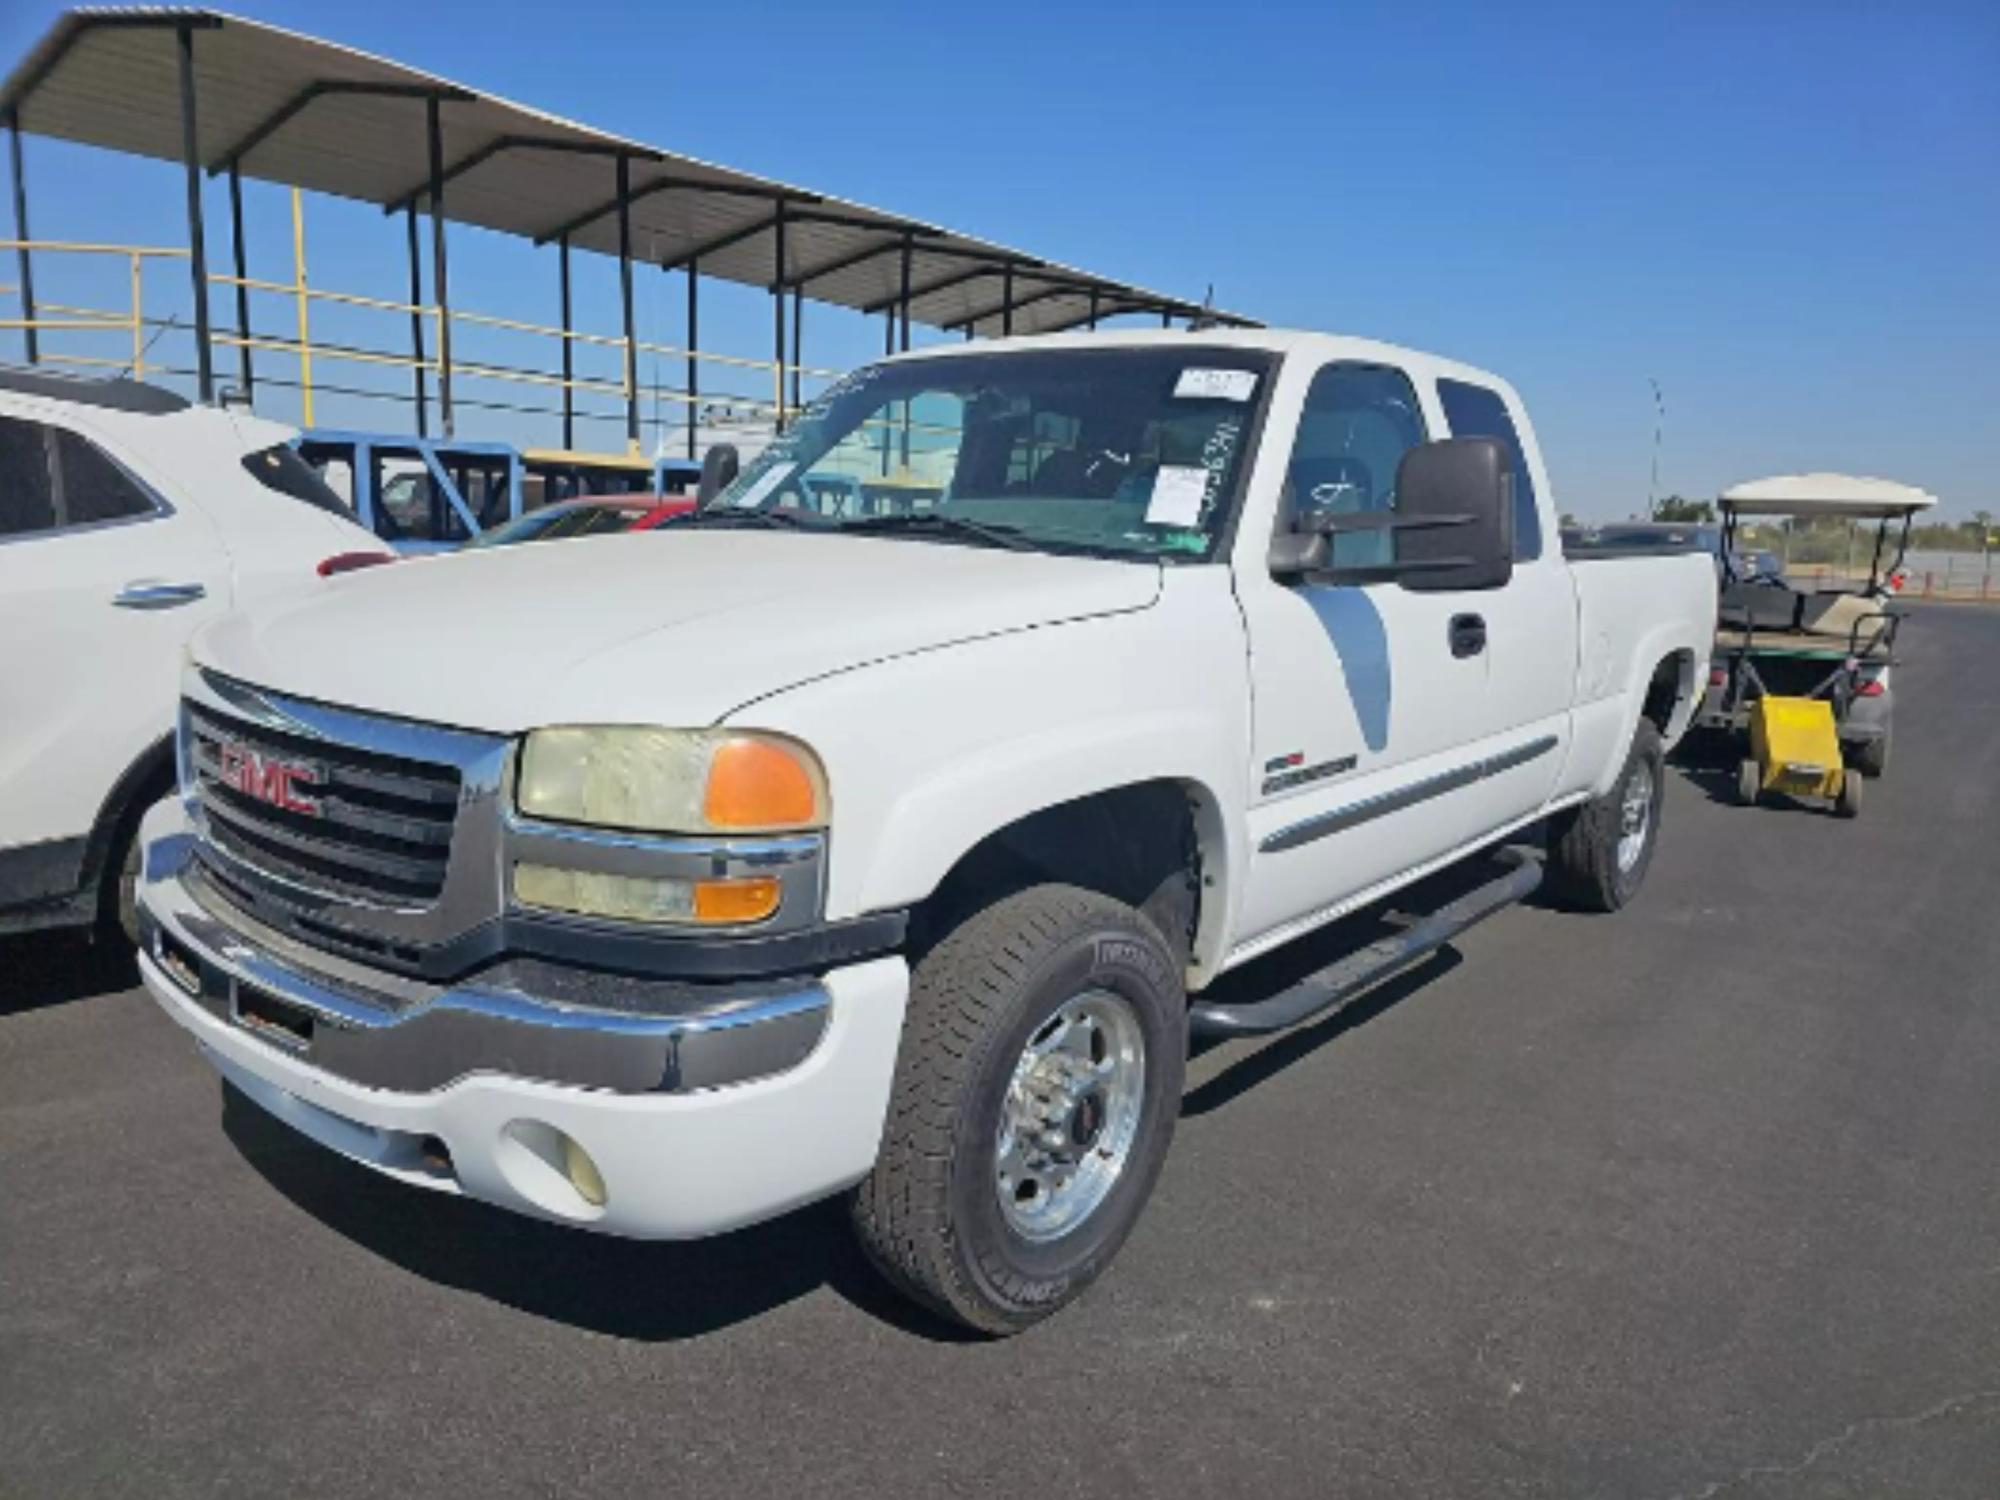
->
[0, 369, 385, 942]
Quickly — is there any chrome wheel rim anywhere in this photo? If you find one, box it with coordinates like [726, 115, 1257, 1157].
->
[1617, 762, 1656, 872]
[995, 989, 1147, 1243]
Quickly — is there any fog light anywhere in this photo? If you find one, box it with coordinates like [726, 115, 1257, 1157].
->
[562, 1134, 607, 1207]
[514, 863, 780, 926]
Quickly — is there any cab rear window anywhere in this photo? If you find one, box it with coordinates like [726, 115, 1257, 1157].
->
[242, 443, 350, 516]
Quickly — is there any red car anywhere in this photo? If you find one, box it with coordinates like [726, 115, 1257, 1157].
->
[466, 494, 697, 548]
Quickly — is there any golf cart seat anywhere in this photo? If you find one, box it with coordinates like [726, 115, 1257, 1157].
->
[1801, 591, 1888, 645]
[1720, 580, 1804, 631]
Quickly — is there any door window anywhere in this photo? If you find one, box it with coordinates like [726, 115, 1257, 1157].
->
[0, 414, 158, 537]
[1281, 364, 1428, 567]
[1436, 379, 1541, 561]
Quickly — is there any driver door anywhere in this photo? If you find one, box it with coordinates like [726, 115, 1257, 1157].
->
[1230, 361, 1515, 952]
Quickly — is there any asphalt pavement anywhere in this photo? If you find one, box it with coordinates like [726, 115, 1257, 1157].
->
[4, 604, 1997, 1499]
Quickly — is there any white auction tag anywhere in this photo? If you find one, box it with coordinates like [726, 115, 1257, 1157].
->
[1145, 466, 1212, 527]
[1173, 368, 1258, 402]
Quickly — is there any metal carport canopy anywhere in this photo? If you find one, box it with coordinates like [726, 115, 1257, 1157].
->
[0, 7, 1254, 339]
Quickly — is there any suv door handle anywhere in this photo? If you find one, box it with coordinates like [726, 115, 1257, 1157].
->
[1449, 613, 1487, 658]
[113, 580, 207, 611]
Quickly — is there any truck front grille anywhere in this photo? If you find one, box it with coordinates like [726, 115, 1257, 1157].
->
[186, 700, 462, 905]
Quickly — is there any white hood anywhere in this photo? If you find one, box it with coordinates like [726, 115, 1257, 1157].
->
[194, 530, 1161, 732]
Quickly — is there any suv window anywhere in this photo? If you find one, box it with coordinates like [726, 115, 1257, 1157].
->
[1283, 363, 1428, 568]
[1436, 379, 1541, 561]
[0, 414, 54, 535]
[242, 442, 350, 516]
[0, 414, 158, 536]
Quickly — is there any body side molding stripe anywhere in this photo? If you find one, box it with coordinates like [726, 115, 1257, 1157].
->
[1260, 735, 1560, 854]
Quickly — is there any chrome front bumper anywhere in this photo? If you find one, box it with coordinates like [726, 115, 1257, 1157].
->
[136, 799, 831, 1096]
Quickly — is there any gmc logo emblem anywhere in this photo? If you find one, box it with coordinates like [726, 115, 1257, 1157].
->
[217, 742, 322, 817]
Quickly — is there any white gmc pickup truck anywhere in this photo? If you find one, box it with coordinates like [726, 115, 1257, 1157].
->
[135, 330, 1714, 1332]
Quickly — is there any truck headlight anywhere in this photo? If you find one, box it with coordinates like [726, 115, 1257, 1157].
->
[516, 726, 827, 835]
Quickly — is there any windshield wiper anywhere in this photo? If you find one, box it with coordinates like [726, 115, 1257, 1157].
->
[835, 512, 1037, 552]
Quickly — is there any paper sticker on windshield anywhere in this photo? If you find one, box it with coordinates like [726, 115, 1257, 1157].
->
[731, 462, 795, 508]
[1145, 466, 1212, 528]
[1174, 368, 1257, 402]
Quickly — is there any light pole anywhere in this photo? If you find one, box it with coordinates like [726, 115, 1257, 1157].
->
[1647, 377, 1665, 518]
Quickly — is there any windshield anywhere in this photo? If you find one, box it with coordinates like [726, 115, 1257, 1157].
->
[711, 346, 1274, 560]
[470, 503, 643, 548]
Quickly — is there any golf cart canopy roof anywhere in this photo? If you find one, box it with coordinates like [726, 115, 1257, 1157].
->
[1719, 473, 1938, 520]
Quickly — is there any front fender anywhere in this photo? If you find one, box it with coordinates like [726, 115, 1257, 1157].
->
[724, 574, 1253, 973]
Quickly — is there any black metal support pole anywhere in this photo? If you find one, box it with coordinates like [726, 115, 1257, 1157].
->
[684, 258, 698, 460]
[616, 153, 637, 451]
[426, 93, 453, 437]
[226, 162, 253, 400]
[790, 284, 802, 411]
[1087, 287, 1098, 331]
[405, 202, 428, 437]
[884, 308, 895, 357]
[771, 198, 787, 431]
[1160, 308, 1172, 329]
[558, 233, 574, 450]
[1001, 262, 1014, 336]
[897, 231, 912, 353]
[176, 26, 214, 402]
[8, 111, 38, 365]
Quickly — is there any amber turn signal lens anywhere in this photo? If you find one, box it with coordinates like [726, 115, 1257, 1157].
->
[691, 876, 782, 925]
[702, 737, 823, 830]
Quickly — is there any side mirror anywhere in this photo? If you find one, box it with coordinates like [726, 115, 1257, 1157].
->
[696, 443, 741, 505]
[1268, 437, 1514, 591]
[1393, 437, 1514, 593]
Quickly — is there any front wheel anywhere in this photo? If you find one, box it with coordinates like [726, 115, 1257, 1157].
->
[851, 884, 1186, 1334]
[1546, 719, 1666, 912]
[1835, 771, 1864, 819]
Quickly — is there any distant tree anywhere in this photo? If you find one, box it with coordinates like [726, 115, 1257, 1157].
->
[1975, 510, 1995, 552]
[1559, 511, 1581, 532]
[1653, 495, 1715, 523]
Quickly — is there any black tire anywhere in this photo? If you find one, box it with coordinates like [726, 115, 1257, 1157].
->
[100, 817, 145, 949]
[851, 884, 1186, 1335]
[1835, 771, 1863, 819]
[1850, 724, 1891, 778]
[1736, 758, 1762, 807]
[1546, 719, 1666, 913]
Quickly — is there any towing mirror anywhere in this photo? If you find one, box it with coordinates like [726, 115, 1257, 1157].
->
[697, 443, 741, 505]
[1268, 437, 1514, 593]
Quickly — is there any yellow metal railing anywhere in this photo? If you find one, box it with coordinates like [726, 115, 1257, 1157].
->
[2, 233, 844, 447]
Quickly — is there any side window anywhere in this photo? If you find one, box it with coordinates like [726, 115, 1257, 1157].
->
[52, 429, 157, 527]
[1283, 363, 1428, 568]
[0, 414, 56, 536]
[0, 415, 156, 536]
[1436, 379, 1542, 561]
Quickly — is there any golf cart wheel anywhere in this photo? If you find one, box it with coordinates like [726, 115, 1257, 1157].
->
[1835, 771, 1863, 819]
[1736, 759, 1762, 806]
[851, 884, 1186, 1335]
[1546, 719, 1665, 913]
[1851, 724, 1891, 778]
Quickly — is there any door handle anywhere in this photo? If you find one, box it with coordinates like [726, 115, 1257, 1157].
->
[113, 580, 207, 611]
[1449, 613, 1487, 658]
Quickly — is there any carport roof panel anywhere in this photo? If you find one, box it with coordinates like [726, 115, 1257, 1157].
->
[1, 8, 1252, 336]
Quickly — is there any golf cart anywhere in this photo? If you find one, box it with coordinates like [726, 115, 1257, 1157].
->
[1694, 473, 1936, 814]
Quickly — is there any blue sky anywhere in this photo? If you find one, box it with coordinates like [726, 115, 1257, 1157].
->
[3, 0, 1995, 520]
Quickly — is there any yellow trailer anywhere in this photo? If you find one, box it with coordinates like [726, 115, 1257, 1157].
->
[1738, 696, 1862, 817]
